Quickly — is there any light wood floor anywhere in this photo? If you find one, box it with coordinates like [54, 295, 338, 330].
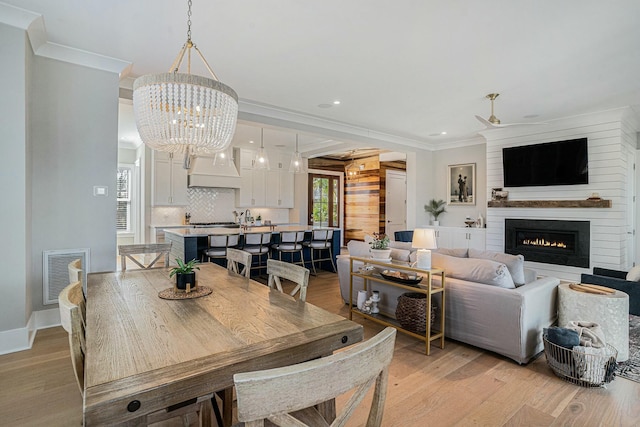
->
[2, 271, 639, 426]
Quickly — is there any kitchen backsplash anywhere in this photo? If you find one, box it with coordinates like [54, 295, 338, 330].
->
[151, 187, 292, 225]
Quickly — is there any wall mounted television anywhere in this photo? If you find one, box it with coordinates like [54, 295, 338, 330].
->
[502, 138, 588, 187]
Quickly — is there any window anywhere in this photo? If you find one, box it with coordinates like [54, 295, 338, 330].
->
[308, 174, 340, 227]
[117, 166, 132, 232]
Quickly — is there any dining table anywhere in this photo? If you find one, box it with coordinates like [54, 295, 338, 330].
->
[83, 263, 363, 426]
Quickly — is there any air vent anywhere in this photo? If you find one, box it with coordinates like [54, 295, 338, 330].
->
[42, 248, 90, 305]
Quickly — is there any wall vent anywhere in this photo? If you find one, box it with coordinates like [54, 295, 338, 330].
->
[42, 248, 90, 305]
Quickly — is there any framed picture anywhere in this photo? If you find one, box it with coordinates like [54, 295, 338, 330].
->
[447, 163, 476, 205]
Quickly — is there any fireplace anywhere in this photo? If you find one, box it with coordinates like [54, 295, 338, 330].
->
[505, 219, 590, 268]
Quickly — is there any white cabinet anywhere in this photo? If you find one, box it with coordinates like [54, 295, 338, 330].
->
[236, 149, 293, 208]
[152, 151, 188, 206]
[427, 226, 486, 251]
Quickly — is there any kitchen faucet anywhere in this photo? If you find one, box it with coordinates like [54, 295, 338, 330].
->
[245, 209, 251, 224]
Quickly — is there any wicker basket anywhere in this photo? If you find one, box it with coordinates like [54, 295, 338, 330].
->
[395, 292, 436, 333]
[543, 335, 618, 387]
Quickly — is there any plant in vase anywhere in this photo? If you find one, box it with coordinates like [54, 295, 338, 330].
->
[369, 232, 391, 260]
[424, 199, 446, 226]
[255, 214, 262, 226]
[169, 258, 200, 292]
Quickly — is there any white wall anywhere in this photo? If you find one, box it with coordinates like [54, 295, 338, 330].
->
[29, 53, 120, 310]
[0, 24, 30, 331]
[485, 108, 639, 281]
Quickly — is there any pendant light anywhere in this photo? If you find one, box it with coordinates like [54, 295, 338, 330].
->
[133, 0, 238, 168]
[253, 128, 270, 170]
[289, 134, 305, 174]
[212, 147, 232, 167]
[345, 150, 360, 181]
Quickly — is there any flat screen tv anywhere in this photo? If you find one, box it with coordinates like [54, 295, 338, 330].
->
[502, 138, 588, 187]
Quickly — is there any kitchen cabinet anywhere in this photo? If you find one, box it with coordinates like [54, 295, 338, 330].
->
[236, 149, 293, 208]
[427, 226, 486, 251]
[152, 151, 188, 206]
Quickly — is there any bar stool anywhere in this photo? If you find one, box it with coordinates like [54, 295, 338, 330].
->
[202, 233, 240, 264]
[272, 231, 306, 267]
[303, 229, 336, 275]
[242, 232, 272, 274]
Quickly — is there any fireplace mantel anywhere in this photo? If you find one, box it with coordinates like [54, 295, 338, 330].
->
[487, 199, 612, 208]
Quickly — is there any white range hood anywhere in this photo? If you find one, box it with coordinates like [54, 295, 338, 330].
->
[187, 155, 241, 188]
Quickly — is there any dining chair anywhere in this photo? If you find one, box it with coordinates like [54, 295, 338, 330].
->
[233, 327, 397, 427]
[68, 258, 82, 284]
[227, 248, 252, 278]
[119, 242, 172, 271]
[203, 233, 240, 264]
[303, 229, 336, 275]
[58, 281, 212, 426]
[267, 259, 310, 302]
[242, 231, 272, 274]
[271, 230, 306, 267]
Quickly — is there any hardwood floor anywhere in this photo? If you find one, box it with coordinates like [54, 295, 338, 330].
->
[2, 271, 639, 426]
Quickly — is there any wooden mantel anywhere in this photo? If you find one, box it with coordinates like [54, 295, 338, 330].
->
[487, 199, 612, 208]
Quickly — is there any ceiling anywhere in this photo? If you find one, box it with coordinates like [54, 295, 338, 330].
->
[8, 0, 640, 154]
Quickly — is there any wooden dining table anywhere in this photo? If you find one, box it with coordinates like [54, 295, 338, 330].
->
[83, 263, 363, 426]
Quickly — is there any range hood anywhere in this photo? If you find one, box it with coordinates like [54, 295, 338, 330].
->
[187, 155, 241, 188]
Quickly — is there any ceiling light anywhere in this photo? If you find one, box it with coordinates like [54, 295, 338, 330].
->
[441, 131, 447, 135]
[253, 128, 270, 170]
[345, 150, 360, 182]
[333, 100, 341, 105]
[289, 134, 306, 174]
[213, 147, 232, 167]
[133, 0, 238, 169]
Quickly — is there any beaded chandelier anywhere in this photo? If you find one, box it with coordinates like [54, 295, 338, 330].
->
[133, 0, 238, 167]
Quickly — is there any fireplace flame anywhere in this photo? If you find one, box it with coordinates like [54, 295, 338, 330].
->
[522, 238, 567, 249]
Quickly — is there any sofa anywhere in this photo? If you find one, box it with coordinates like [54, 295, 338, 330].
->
[337, 240, 560, 364]
[581, 267, 640, 315]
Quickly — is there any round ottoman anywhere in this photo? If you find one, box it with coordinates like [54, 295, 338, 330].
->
[558, 283, 629, 361]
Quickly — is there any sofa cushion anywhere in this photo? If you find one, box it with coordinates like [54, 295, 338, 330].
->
[434, 247, 468, 258]
[627, 265, 640, 281]
[389, 241, 413, 251]
[469, 248, 526, 286]
[390, 248, 411, 262]
[432, 252, 516, 289]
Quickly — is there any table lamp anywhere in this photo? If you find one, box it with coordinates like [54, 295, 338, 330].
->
[412, 228, 437, 269]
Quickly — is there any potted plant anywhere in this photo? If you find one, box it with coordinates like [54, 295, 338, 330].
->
[169, 258, 200, 291]
[255, 214, 262, 226]
[424, 199, 447, 226]
[369, 232, 391, 260]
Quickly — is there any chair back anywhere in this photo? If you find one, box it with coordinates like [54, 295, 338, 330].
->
[119, 243, 172, 270]
[280, 231, 305, 245]
[245, 232, 272, 246]
[68, 258, 82, 284]
[58, 281, 86, 395]
[227, 248, 252, 278]
[267, 259, 310, 301]
[234, 327, 397, 427]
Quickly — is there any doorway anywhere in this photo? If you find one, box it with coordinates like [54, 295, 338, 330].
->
[385, 170, 407, 239]
[308, 174, 340, 227]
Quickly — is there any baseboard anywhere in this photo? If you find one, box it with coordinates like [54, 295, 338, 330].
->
[0, 308, 61, 355]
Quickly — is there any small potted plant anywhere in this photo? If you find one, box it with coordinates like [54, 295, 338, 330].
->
[169, 258, 200, 292]
[424, 199, 447, 226]
[255, 213, 262, 226]
[369, 232, 391, 260]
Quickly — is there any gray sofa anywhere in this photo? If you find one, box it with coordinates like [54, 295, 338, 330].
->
[581, 267, 640, 315]
[337, 240, 560, 364]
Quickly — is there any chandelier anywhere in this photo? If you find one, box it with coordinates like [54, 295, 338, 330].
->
[345, 151, 361, 181]
[133, 0, 238, 168]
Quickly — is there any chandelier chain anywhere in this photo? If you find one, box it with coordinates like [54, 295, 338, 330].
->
[186, 0, 192, 41]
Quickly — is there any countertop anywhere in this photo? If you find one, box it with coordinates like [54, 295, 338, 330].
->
[163, 225, 340, 237]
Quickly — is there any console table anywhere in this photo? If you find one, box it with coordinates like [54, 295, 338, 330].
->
[348, 256, 446, 355]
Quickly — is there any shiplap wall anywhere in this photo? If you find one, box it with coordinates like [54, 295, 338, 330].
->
[485, 108, 638, 282]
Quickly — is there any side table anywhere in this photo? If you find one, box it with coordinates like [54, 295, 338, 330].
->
[558, 283, 629, 361]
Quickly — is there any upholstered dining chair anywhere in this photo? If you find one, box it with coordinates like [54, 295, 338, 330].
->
[272, 230, 306, 267]
[303, 228, 336, 275]
[68, 258, 82, 284]
[57, 281, 211, 426]
[233, 327, 397, 427]
[242, 231, 272, 274]
[227, 248, 252, 278]
[266, 259, 310, 302]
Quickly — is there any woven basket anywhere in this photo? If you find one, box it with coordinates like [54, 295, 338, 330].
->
[395, 292, 436, 333]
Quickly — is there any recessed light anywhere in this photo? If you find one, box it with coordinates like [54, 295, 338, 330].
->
[523, 114, 539, 119]
[249, 140, 254, 144]
[275, 144, 286, 148]
[441, 131, 447, 135]
[317, 103, 332, 109]
[333, 100, 341, 105]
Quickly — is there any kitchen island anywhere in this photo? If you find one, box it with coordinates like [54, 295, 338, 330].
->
[164, 226, 341, 273]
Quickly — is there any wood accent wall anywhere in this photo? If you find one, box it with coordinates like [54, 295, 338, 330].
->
[308, 156, 406, 244]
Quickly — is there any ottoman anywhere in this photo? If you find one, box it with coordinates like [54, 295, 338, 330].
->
[558, 283, 629, 361]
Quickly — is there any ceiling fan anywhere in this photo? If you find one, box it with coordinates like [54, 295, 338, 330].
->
[475, 93, 546, 129]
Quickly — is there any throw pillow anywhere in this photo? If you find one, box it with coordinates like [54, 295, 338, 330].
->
[389, 241, 413, 251]
[433, 247, 468, 258]
[432, 252, 515, 289]
[626, 265, 640, 282]
[389, 248, 411, 262]
[469, 248, 526, 287]
[347, 240, 371, 258]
